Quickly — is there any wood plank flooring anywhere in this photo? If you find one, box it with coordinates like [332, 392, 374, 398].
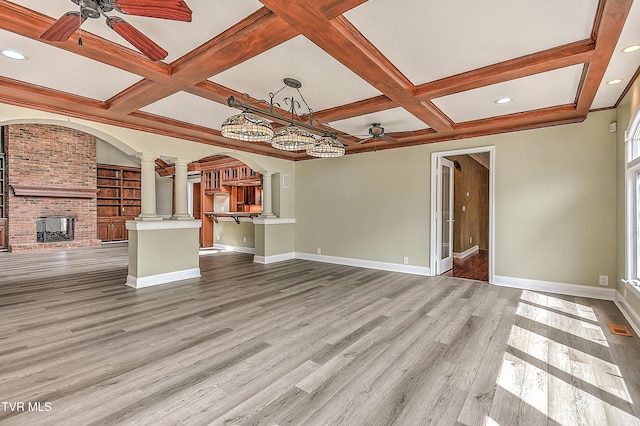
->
[0, 244, 639, 425]
[443, 250, 489, 282]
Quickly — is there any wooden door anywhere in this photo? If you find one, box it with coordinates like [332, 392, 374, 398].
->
[97, 219, 111, 241]
[111, 220, 127, 241]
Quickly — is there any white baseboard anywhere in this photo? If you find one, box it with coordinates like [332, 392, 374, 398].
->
[454, 245, 479, 259]
[295, 252, 431, 276]
[614, 291, 640, 336]
[253, 252, 296, 264]
[493, 275, 616, 300]
[126, 268, 201, 289]
[211, 244, 255, 254]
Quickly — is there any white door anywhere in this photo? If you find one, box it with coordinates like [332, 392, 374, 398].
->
[437, 158, 454, 274]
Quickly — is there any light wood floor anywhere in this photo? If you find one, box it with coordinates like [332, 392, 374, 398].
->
[1, 244, 640, 425]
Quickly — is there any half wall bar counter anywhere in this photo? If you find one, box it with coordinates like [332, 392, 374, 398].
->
[126, 154, 201, 288]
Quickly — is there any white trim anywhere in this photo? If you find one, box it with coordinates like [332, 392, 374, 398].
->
[614, 291, 640, 336]
[454, 245, 479, 259]
[214, 217, 255, 223]
[493, 275, 616, 300]
[431, 146, 495, 283]
[126, 268, 201, 288]
[211, 244, 255, 254]
[253, 217, 296, 225]
[126, 219, 202, 231]
[253, 252, 296, 264]
[295, 252, 431, 276]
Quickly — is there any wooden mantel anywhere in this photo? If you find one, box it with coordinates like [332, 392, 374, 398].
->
[11, 185, 97, 199]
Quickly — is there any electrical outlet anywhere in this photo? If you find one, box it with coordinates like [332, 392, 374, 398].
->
[243, 237, 247, 243]
[316, 247, 322, 255]
[599, 275, 608, 286]
[470, 236, 473, 244]
[403, 256, 409, 265]
[216, 235, 220, 241]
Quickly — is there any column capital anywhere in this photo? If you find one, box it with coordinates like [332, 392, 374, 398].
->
[137, 153, 159, 162]
[173, 158, 190, 167]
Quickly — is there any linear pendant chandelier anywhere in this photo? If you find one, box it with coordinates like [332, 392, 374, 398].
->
[221, 78, 345, 158]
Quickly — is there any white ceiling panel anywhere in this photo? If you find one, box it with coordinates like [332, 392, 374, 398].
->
[9, 0, 264, 62]
[432, 65, 584, 123]
[209, 35, 382, 112]
[345, 0, 599, 85]
[0, 29, 141, 101]
[329, 107, 430, 138]
[140, 91, 232, 130]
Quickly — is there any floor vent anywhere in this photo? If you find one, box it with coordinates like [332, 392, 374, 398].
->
[608, 323, 633, 337]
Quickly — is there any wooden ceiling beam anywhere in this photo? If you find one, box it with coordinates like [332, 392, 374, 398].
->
[345, 105, 582, 154]
[575, 0, 632, 112]
[414, 40, 596, 100]
[107, 8, 299, 113]
[258, 0, 453, 132]
[312, 95, 396, 123]
[318, 0, 369, 20]
[0, 76, 296, 160]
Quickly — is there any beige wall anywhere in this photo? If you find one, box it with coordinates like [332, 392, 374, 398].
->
[295, 110, 617, 287]
[215, 221, 255, 248]
[616, 74, 640, 317]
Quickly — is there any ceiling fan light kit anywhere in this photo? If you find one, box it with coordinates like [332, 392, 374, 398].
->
[42, 0, 192, 61]
[222, 78, 345, 158]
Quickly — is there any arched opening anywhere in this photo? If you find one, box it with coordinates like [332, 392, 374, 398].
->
[156, 154, 264, 250]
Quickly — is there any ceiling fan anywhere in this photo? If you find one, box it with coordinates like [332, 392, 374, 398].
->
[40, 0, 193, 61]
[356, 123, 399, 144]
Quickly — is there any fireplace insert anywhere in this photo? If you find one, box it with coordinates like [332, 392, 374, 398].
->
[36, 216, 75, 243]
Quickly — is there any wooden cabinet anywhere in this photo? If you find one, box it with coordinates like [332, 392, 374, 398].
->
[203, 170, 224, 193]
[0, 219, 6, 250]
[0, 153, 5, 221]
[97, 164, 141, 242]
[97, 218, 128, 242]
[0, 152, 5, 250]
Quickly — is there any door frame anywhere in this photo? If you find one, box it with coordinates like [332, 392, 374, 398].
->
[436, 157, 455, 275]
[430, 146, 495, 283]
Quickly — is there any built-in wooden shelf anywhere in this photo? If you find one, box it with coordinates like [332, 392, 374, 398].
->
[10, 185, 97, 199]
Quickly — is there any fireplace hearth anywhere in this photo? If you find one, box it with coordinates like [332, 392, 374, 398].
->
[36, 216, 75, 243]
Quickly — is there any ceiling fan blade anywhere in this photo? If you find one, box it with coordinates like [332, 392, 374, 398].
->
[41, 12, 87, 42]
[107, 17, 168, 61]
[382, 135, 399, 144]
[112, 0, 193, 22]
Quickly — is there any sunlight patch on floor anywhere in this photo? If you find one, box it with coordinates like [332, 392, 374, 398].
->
[490, 292, 640, 425]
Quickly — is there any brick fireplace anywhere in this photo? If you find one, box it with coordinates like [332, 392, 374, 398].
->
[6, 124, 100, 251]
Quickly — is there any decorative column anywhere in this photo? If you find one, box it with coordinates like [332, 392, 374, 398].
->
[172, 158, 191, 220]
[261, 171, 275, 217]
[137, 153, 161, 221]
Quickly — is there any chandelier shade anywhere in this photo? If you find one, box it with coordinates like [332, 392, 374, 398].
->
[220, 110, 274, 142]
[221, 78, 344, 157]
[307, 136, 345, 158]
[271, 125, 316, 151]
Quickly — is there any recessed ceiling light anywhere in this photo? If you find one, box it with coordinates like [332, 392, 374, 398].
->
[1, 49, 27, 60]
[623, 44, 640, 53]
[607, 79, 624, 85]
[494, 97, 513, 104]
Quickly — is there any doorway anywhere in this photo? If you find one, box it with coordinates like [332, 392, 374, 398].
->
[431, 147, 494, 283]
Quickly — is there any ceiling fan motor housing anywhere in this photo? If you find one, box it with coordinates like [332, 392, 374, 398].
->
[369, 123, 385, 138]
[71, 0, 113, 19]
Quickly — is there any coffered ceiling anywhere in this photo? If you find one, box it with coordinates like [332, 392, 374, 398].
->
[0, 0, 638, 160]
